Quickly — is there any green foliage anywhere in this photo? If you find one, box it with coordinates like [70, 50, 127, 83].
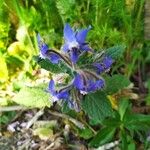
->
[56, 0, 76, 23]
[105, 74, 131, 94]
[89, 127, 116, 148]
[34, 56, 71, 74]
[33, 127, 53, 140]
[0, 111, 16, 125]
[124, 113, 150, 131]
[146, 79, 150, 105]
[76, 127, 94, 140]
[13, 84, 51, 108]
[105, 45, 126, 59]
[0, 57, 8, 82]
[82, 91, 112, 123]
[120, 130, 136, 150]
[118, 99, 129, 121]
[89, 99, 150, 148]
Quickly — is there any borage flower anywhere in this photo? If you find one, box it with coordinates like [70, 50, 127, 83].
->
[62, 24, 92, 63]
[48, 79, 69, 102]
[38, 24, 114, 112]
[48, 79, 80, 111]
[73, 71, 105, 95]
[93, 56, 113, 74]
[37, 34, 60, 64]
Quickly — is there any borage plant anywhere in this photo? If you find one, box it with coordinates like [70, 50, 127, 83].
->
[35, 24, 150, 149]
[36, 23, 126, 121]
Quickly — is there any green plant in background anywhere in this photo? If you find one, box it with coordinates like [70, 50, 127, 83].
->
[89, 99, 150, 149]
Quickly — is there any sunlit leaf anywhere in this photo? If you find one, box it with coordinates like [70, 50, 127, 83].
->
[0, 98, 8, 106]
[33, 127, 53, 140]
[0, 57, 8, 82]
[13, 84, 51, 108]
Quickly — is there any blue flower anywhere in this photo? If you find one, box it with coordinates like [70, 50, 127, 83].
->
[48, 79, 80, 111]
[93, 56, 113, 74]
[48, 80, 69, 102]
[37, 34, 60, 64]
[62, 24, 91, 63]
[73, 73, 104, 94]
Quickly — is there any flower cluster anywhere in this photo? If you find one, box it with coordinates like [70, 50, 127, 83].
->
[37, 24, 113, 111]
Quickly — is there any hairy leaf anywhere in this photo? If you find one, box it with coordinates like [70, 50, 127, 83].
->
[124, 113, 150, 131]
[89, 127, 116, 148]
[105, 45, 126, 59]
[105, 74, 130, 94]
[82, 91, 112, 123]
[13, 84, 51, 108]
[34, 56, 70, 74]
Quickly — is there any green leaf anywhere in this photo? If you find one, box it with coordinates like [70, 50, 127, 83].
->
[102, 117, 121, 128]
[56, 0, 75, 22]
[124, 113, 150, 131]
[120, 131, 136, 150]
[82, 91, 112, 124]
[6, 55, 24, 68]
[146, 79, 150, 105]
[13, 84, 51, 108]
[105, 45, 126, 59]
[89, 127, 116, 148]
[118, 99, 129, 121]
[0, 57, 8, 82]
[33, 127, 53, 140]
[77, 127, 94, 140]
[127, 135, 136, 150]
[120, 129, 128, 150]
[0, 111, 16, 125]
[34, 56, 70, 74]
[105, 74, 130, 94]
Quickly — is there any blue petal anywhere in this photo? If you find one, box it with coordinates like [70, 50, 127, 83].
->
[48, 53, 60, 64]
[64, 24, 76, 43]
[73, 74, 84, 90]
[93, 63, 105, 74]
[86, 80, 96, 92]
[57, 90, 69, 99]
[69, 100, 80, 112]
[48, 80, 56, 95]
[66, 98, 74, 109]
[103, 56, 113, 69]
[80, 44, 91, 51]
[70, 49, 79, 63]
[94, 79, 105, 90]
[61, 43, 69, 52]
[76, 26, 91, 44]
[87, 79, 104, 92]
[37, 33, 49, 57]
